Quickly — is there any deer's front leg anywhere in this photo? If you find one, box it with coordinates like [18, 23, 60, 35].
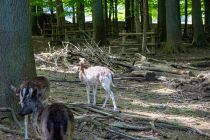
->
[86, 82, 91, 104]
[93, 84, 98, 105]
[24, 115, 29, 139]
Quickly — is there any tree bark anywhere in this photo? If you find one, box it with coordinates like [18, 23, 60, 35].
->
[0, 0, 36, 112]
[72, 3, 76, 25]
[183, 0, 188, 38]
[31, 6, 43, 36]
[204, 0, 210, 37]
[142, 0, 147, 53]
[165, 0, 182, 52]
[130, 0, 135, 32]
[158, 0, 166, 42]
[125, 0, 131, 32]
[92, 0, 106, 44]
[113, 0, 119, 36]
[146, 0, 150, 30]
[76, 1, 85, 38]
[76, 1, 85, 30]
[192, 0, 206, 47]
[134, 0, 141, 48]
[104, 0, 108, 36]
[55, 0, 65, 41]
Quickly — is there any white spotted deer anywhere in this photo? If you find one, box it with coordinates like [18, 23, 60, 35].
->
[19, 89, 74, 140]
[77, 58, 118, 111]
[10, 76, 50, 139]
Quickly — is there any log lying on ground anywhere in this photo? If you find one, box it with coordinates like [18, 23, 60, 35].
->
[190, 61, 210, 68]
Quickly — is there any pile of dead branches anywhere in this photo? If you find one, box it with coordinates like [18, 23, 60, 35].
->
[34, 41, 136, 72]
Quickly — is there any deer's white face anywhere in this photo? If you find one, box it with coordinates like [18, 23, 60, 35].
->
[19, 89, 40, 116]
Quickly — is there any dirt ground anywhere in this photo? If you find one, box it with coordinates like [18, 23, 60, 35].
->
[1, 37, 210, 140]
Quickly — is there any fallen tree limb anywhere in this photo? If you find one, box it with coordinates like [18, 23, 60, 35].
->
[112, 121, 151, 131]
[0, 124, 24, 136]
[0, 107, 22, 129]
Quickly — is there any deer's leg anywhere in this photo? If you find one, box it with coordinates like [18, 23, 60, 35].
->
[102, 92, 110, 108]
[24, 115, 29, 139]
[86, 83, 91, 104]
[109, 90, 117, 111]
[93, 84, 98, 105]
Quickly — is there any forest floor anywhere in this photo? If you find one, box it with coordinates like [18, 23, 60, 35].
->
[1, 37, 210, 140]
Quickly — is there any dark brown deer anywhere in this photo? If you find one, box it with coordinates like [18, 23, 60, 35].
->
[11, 76, 50, 139]
[19, 89, 74, 140]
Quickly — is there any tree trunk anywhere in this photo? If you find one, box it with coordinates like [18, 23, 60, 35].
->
[125, 0, 131, 32]
[114, 0, 119, 36]
[108, 0, 113, 36]
[146, 0, 150, 30]
[142, 0, 147, 53]
[183, 0, 188, 38]
[55, 0, 65, 41]
[158, 0, 166, 42]
[104, 0, 108, 36]
[72, 4, 76, 25]
[92, 0, 106, 44]
[0, 0, 36, 112]
[49, 0, 56, 24]
[131, 0, 135, 32]
[204, 0, 210, 37]
[165, 0, 182, 52]
[192, 0, 206, 47]
[76, 1, 85, 38]
[31, 6, 43, 36]
[134, 0, 141, 47]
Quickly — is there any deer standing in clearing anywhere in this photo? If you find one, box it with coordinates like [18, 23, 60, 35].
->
[77, 58, 118, 111]
[19, 89, 74, 140]
[11, 76, 50, 139]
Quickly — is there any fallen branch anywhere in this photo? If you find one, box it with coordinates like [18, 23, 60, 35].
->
[0, 124, 24, 136]
[0, 107, 22, 129]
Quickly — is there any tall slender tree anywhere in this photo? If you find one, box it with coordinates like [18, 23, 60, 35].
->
[183, 0, 188, 38]
[77, 0, 85, 30]
[165, 0, 182, 52]
[204, 0, 210, 37]
[125, 0, 131, 32]
[192, 0, 206, 47]
[92, 0, 106, 44]
[134, 0, 141, 46]
[55, 0, 65, 41]
[158, 0, 166, 42]
[0, 0, 36, 111]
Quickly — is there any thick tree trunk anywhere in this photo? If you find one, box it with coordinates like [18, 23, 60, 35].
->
[165, 0, 182, 52]
[125, 0, 131, 32]
[204, 0, 210, 37]
[158, 0, 166, 42]
[192, 0, 206, 47]
[0, 0, 36, 111]
[92, 0, 106, 44]
[55, 0, 65, 41]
